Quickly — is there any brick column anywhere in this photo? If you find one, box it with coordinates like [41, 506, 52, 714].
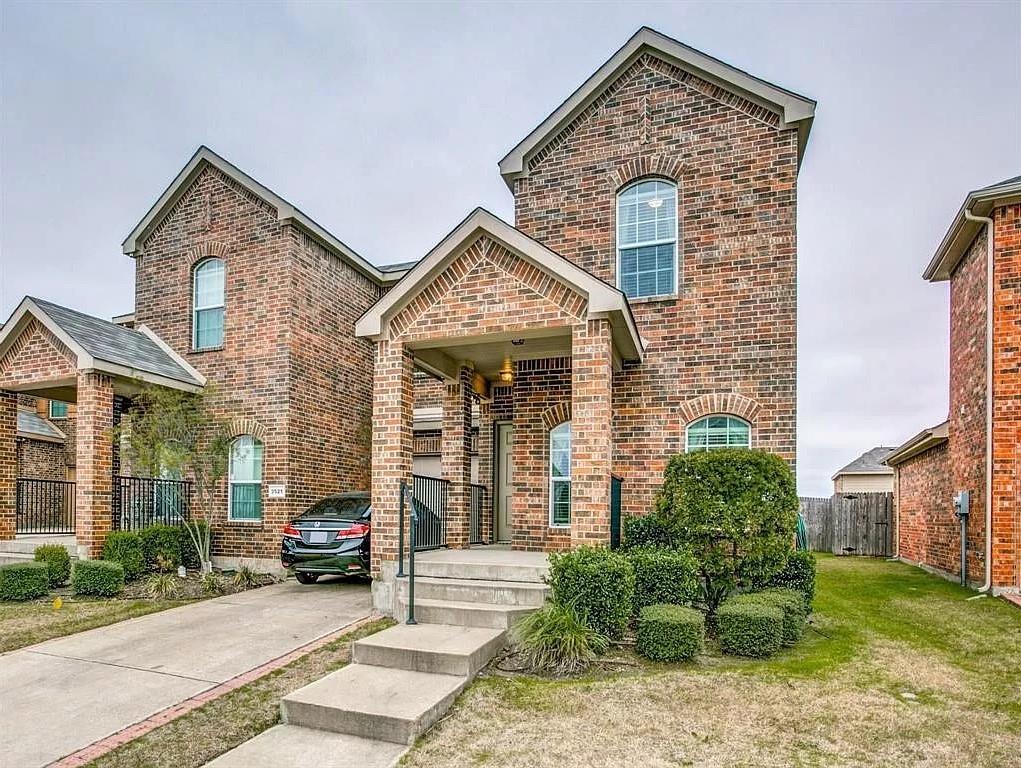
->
[76, 371, 114, 559]
[571, 319, 613, 548]
[0, 391, 16, 541]
[370, 340, 414, 576]
[443, 364, 473, 549]
[476, 399, 494, 543]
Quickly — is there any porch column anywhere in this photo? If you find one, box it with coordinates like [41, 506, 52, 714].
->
[443, 364, 473, 549]
[476, 399, 494, 543]
[76, 371, 114, 559]
[0, 391, 16, 541]
[571, 319, 613, 548]
[370, 340, 414, 576]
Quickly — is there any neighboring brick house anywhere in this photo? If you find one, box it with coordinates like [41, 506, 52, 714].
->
[0, 28, 816, 582]
[887, 176, 1021, 593]
[831, 446, 895, 494]
[14, 395, 75, 481]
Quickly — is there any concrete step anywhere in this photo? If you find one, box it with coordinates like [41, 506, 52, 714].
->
[0, 552, 37, 565]
[203, 724, 407, 768]
[396, 597, 533, 629]
[397, 575, 548, 607]
[0, 537, 76, 556]
[353, 623, 505, 677]
[281, 664, 466, 745]
[407, 558, 547, 584]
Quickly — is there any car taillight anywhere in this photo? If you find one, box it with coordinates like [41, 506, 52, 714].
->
[336, 522, 369, 540]
[283, 523, 302, 539]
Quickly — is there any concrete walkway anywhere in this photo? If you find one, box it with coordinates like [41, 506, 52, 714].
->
[0, 578, 372, 768]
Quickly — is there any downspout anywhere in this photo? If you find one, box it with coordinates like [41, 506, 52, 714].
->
[964, 208, 994, 593]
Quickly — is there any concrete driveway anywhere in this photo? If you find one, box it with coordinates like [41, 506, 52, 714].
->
[0, 578, 372, 768]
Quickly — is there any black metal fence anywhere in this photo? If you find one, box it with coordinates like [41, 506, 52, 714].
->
[411, 474, 448, 551]
[16, 478, 75, 534]
[113, 475, 193, 531]
[470, 483, 486, 545]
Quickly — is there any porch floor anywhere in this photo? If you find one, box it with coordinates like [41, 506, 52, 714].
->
[1, 534, 76, 557]
[414, 545, 549, 569]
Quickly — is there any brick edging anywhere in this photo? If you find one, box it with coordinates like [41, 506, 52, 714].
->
[48, 612, 382, 767]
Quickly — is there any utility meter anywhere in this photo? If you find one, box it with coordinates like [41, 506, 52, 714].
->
[953, 490, 970, 520]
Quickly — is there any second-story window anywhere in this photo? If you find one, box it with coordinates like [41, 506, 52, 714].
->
[193, 258, 225, 350]
[617, 179, 677, 299]
[48, 400, 69, 419]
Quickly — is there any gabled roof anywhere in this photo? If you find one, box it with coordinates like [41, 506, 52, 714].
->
[17, 408, 65, 442]
[0, 297, 205, 392]
[354, 207, 644, 364]
[923, 175, 1021, 281]
[831, 446, 897, 480]
[498, 27, 816, 188]
[883, 421, 950, 466]
[121, 146, 410, 285]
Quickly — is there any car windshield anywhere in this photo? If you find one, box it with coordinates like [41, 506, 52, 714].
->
[303, 497, 370, 521]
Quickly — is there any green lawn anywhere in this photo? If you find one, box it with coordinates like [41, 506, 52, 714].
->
[402, 555, 1021, 768]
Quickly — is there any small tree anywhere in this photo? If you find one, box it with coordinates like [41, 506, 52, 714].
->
[118, 386, 230, 572]
[654, 449, 798, 616]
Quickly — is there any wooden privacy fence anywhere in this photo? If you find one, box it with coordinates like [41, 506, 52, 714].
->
[799, 492, 894, 557]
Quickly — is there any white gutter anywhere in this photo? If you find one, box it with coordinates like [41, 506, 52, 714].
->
[964, 207, 994, 592]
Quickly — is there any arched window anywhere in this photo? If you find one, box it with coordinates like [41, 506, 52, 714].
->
[686, 415, 751, 452]
[193, 258, 225, 350]
[549, 421, 571, 527]
[229, 435, 263, 521]
[617, 178, 677, 299]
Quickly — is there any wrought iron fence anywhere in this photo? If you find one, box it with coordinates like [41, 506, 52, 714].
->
[470, 483, 486, 545]
[411, 474, 448, 551]
[113, 475, 193, 530]
[16, 478, 75, 534]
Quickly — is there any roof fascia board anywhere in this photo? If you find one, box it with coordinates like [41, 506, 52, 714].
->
[498, 27, 816, 187]
[136, 324, 207, 386]
[83, 360, 204, 393]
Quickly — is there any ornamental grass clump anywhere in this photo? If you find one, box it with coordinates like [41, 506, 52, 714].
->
[717, 599, 783, 658]
[512, 601, 609, 675]
[146, 572, 179, 600]
[636, 604, 705, 662]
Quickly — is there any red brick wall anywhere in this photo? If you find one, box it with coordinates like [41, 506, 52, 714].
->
[17, 438, 66, 480]
[0, 392, 16, 539]
[0, 320, 78, 389]
[512, 52, 799, 519]
[895, 442, 952, 569]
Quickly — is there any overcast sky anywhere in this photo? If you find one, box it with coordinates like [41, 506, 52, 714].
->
[1, 1, 1019, 495]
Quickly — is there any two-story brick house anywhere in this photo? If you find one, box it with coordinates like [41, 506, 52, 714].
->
[0, 28, 815, 584]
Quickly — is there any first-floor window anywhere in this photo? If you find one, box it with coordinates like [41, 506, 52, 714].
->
[549, 421, 571, 527]
[685, 415, 751, 452]
[229, 435, 263, 521]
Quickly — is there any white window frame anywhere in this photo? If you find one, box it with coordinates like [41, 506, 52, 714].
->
[48, 400, 69, 419]
[192, 258, 225, 351]
[228, 435, 263, 522]
[685, 414, 752, 453]
[616, 178, 679, 300]
[548, 421, 571, 528]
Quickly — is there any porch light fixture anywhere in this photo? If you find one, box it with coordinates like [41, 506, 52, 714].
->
[499, 356, 514, 384]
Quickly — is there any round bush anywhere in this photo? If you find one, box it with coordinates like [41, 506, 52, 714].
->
[733, 588, 806, 646]
[547, 546, 635, 640]
[717, 600, 783, 658]
[34, 544, 71, 587]
[637, 603, 705, 662]
[0, 561, 50, 601]
[102, 531, 145, 580]
[627, 546, 700, 615]
[72, 560, 125, 597]
[767, 550, 816, 611]
[139, 525, 182, 571]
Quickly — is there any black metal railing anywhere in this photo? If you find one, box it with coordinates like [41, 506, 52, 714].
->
[113, 475, 193, 530]
[470, 483, 486, 545]
[411, 474, 448, 551]
[16, 478, 75, 534]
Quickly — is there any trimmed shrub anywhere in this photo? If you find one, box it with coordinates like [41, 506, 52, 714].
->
[0, 561, 50, 601]
[627, 546, 700, 615]
[72, 560, 125, 597]
[139, 525, 182, 572]
[733, 588, 806, 646]
[636, 603, 705, 662]
[34, 544, 71, 587]
[767, 550, 817, 610]
[511, 601, 609, 675]
[623, 514, 677, 549]
[718, 600, 783, 658]
[102, 531, 145, 580]
[179, 521, 211, 570]
[547, 546, 635, 640]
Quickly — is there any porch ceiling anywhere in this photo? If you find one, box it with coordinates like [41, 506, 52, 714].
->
[412, 328, 573, 382]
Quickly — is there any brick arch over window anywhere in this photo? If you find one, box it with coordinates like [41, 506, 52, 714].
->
[678, 393, 762, 426]
[186, 241, 231, 267]
[541, 402, 572, 431]
[607, 154, 687, 191]
[224, 417, 267, 441]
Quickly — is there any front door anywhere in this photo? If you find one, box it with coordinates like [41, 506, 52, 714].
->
[496, 422, 514, 542]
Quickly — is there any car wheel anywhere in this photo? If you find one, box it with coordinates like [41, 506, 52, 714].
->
[295, 572, 319, 585]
